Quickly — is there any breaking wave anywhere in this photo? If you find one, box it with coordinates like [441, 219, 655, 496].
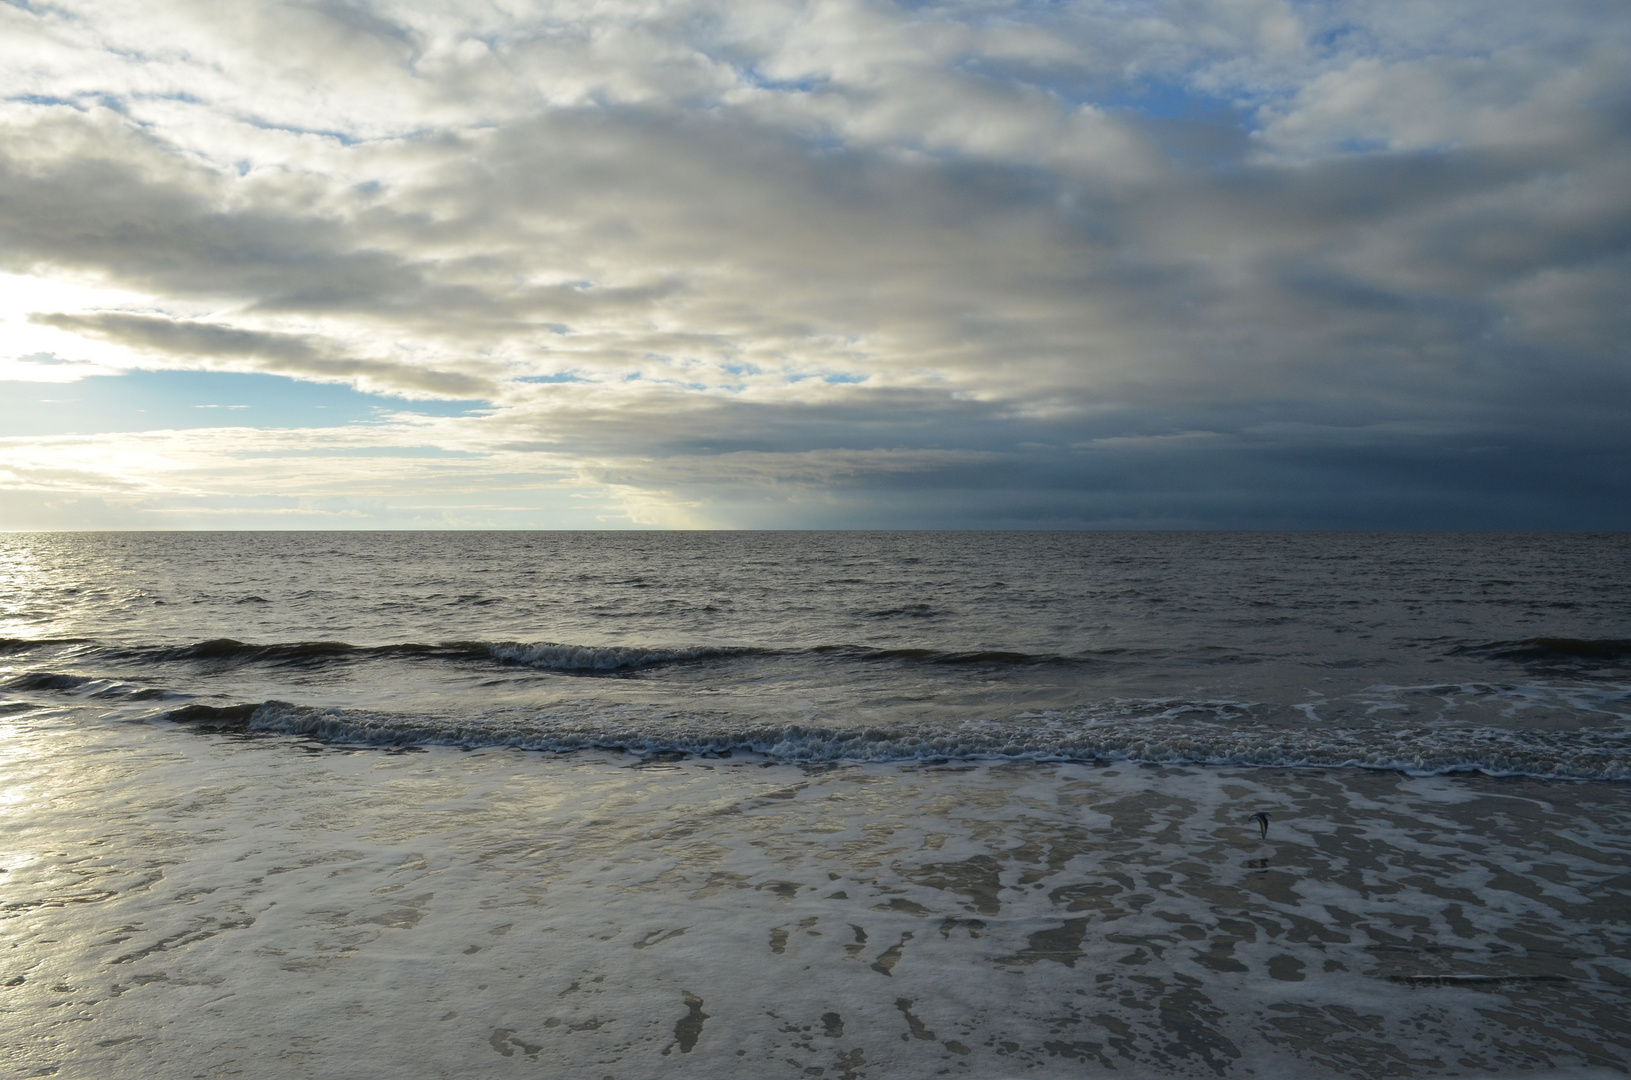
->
[154, 699, 1631, 781]
[484, 641, 761, 671]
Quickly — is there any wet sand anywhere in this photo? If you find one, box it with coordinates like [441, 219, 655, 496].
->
[3, 707, 1629, 1078]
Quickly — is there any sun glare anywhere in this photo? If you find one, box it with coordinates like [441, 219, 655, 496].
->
[0, 272, 170, 380]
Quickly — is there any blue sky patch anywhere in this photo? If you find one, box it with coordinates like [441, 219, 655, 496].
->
[0, 368, 485, 437]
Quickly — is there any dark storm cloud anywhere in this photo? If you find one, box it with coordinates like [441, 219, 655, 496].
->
[474, 382, 1631, 528]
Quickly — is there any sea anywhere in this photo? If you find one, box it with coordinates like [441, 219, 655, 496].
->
[2, 531, 1628, 1079]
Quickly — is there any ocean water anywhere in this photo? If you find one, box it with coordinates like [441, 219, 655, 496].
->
[1, 531, 1628, 1078]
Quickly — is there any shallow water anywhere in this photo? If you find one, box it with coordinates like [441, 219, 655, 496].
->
[3, 712, 1629, 1078]
[1, 532, 1629, 1077]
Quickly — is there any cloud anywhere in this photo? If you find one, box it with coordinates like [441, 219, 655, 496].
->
[0, 420, 605, 528]
[0, 0, 1628, 527]
[31, 312, 495, 399]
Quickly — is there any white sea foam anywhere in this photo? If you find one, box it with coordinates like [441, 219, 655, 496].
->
[4, 705, 1629, 1079]
[484, 640, 755, 671]
[210, 695, 1631, 781]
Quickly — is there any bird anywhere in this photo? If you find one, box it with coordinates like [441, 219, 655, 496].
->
[1251, 812, 1270, 840]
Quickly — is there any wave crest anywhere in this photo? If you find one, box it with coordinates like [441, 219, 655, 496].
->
[156, 700, 1631, 782]
[69, 637, 1094, 674]
[483, 641, 758, 672]
[1458, 638, 1631, 666]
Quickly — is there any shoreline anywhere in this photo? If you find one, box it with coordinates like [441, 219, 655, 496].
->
[5, 708, 1629, 1078]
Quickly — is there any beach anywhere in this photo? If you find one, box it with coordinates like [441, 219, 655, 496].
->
[5, 706, 1629, 1078]
[2, 531, 1628, 1077]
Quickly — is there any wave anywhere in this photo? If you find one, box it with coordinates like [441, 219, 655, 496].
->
[21, 633, 1631, 687]
[163, 702, 267, 728]
[1, 669, 168, 700]
[0, 636, 89, 655]
[156, 700, 1631, 781]
[22, 633, 1631, 672]
[134, 638, 384, 664]
[484, 641, 760, 671]
[1456, 637, 1631, 666]
[811, 646, 1085, 667]
[66, 637, 1099, 674]
[2, 670, 97, 691]
[105, 637, 763, 672]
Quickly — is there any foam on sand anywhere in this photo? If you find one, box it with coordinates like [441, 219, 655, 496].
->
[3, 705, 1629, 1079]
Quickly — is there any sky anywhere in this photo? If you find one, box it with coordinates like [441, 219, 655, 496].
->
[1, 0, 1628, 529]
